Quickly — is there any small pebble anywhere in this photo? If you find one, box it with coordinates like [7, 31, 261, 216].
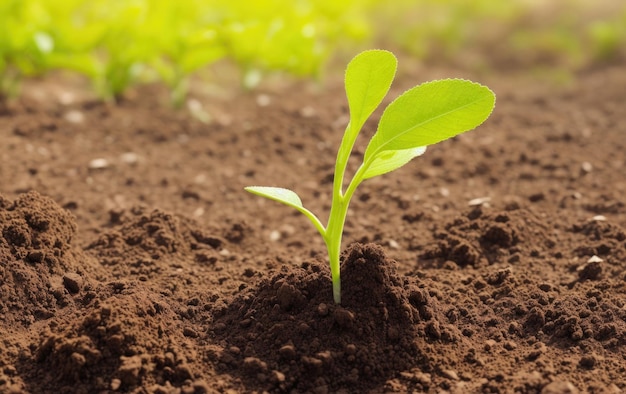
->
[187, 98, 202, 112]
[300, 106, 316, 117]
[442, 369, 459, 380]
[111, 378, 121, 391]
[256, 94, 271, 107]
[194, 173, 208, 184]
[269, 230, 281, 242]
[58, 91, 75, 105]
[581, 162, 593, 173]
[88, 158, 109, 169]
[468, 197, 491, 206]
[64, 110, 84, 123]
[586, 255, 603, 263]
[120, 152, 139, 164]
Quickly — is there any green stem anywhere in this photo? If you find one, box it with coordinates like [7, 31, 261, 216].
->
[323, 123, 355, 304]
[293, 205, 327, 241]
[324, 162, 367, 304]
[324, 198, 347, 304]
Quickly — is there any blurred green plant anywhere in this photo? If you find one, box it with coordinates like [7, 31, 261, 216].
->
[0, 0, 57, 97]
[0, 0, 370, 102]
[372, 0, 626, 71]
[0, 0, 624, 102]
[586, 10, 626, 62]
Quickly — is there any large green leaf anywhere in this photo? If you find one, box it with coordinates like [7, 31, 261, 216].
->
[364, 79, 495, 161]
[361, 146, 426, 180]
[344, 49, 397, 135]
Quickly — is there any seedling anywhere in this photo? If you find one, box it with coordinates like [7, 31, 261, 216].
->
[246, 50, 495, 304]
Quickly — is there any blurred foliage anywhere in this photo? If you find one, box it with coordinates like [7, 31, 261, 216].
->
[372, 0, 626, 71]
[0, 0, 624, 102]
[0, 0, 371, 102]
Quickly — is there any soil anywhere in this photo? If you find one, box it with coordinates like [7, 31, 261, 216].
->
[0, 62, 625, 393]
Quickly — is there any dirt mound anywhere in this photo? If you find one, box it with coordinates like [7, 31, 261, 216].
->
[407, 208, 626, 391]
[0, 191, 88, 326]
[27, 281, 206, 393]
[421, 206, 557, 268]
[86, 206, 227, 288]
[449, 262, 626, 348]
[87, 206, 226, 274]
[4, 204, 233, 393]
[210, 243, 460, 393]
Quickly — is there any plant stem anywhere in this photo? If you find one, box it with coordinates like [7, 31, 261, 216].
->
[324, 162, 368, 304]
[324, 197, 348, 304]
[324, 123, 356, 304]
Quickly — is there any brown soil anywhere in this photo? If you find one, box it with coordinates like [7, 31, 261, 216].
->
[0, 63, 625, 393]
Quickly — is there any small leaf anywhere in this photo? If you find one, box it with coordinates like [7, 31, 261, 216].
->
[245, 186, 326, 237]
[362, 147, 427, 180]
[244, 186, 304, 209]
[364, 79, 495, 161]
[345, 50, 397, 134]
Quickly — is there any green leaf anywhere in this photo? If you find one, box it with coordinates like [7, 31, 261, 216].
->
[335, 49, 397, 192]
[345, 49, 397, 134]
[244, 186, 304, 209]
[244, 186, 326, 237]
[364, 79, 495, 161]
[362, 146, 426, 180]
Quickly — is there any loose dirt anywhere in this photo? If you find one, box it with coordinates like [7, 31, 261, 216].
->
[0, 63, 625, 393]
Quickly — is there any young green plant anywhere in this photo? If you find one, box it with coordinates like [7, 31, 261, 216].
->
[246, 50, 495, 304]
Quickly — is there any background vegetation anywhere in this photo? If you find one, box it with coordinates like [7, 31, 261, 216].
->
[1, 0, 624, 103]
